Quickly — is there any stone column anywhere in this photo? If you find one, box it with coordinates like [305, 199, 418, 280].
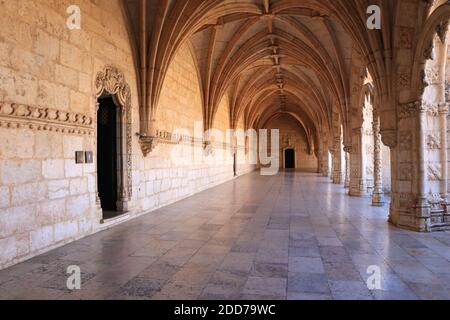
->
[414, 102, 431, 229]
[321, 145, 330, 177]
[350, 127, 367, 196]
[439, 103, 449, 210]
[330, 151, 334, 180]
[333, 136, 343, 184]
[372, 114, 384, 206]
[344, 147, 351, 188]
[317, 147, 322, 174]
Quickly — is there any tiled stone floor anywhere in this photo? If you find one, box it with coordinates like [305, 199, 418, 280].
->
[1, 172, 450, 300]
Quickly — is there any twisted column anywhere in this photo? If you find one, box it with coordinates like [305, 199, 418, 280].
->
[372, 115, 384, 206]
[344, 147, 351, 188]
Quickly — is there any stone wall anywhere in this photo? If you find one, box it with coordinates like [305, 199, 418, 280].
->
[0, 0, 255, 269]
[266, 116, 318, 172]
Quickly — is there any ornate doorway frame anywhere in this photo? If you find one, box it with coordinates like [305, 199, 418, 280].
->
[95, 65, 133, 220]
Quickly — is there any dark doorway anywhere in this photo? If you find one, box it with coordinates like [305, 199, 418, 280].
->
[233, 153, 237, 176]
[97, 97, 118, 217]
[285, 149, 295, 169]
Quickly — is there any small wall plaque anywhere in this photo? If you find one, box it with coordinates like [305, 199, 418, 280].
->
[75, 151, 85, 164]
[85, 151, 94, 164]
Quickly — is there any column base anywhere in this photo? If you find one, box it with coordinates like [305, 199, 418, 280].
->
[372, 200, 385, 207]
[372, 191, 384, 206]
[349, 187, 367, 197]
[333, 172, 343, 184]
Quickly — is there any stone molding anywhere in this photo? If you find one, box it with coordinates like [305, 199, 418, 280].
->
[140, 129, 245, 156]
[0, 102, 94, 135]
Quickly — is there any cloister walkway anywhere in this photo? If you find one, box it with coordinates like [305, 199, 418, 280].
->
[1, 172, 450, 300]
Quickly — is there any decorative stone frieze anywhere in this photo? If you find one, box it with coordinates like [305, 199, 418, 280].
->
[0, 102, 94, 135]
[398, 101, 423, 119]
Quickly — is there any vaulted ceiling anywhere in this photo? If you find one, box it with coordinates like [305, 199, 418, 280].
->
[120, 0, 436, 149]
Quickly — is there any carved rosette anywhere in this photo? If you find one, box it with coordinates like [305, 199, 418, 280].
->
[95, 65, 133, 200]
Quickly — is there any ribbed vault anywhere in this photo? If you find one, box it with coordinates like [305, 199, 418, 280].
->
[121, 0, 439, 152]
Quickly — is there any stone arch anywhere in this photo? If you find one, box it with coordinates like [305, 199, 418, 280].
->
[95, 65, 133, 215]
[411, 3, 450, 100]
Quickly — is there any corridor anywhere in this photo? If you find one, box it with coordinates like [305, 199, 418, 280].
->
[1, 172, 450, 300]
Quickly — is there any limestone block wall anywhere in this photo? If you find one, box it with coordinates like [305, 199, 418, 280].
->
[0, 0, 141, 269]
[0, 1, 255, 269]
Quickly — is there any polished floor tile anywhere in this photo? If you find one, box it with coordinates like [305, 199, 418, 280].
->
[1, 172, 450, 300]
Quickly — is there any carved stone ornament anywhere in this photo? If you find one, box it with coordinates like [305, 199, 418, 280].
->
[427, 103, 440, 117]
[428, 193, 444, 210]
[398, 73, 411, 89]
[427, 133, 441, 150]
[96, 65, 132, 107]
[138, 135, 159, 157]
[95, 65, 133, 199]
[425, 66, 441, 86]
[380, 130, 398, 149]
[0, 102, 94, 135]
[428, 164, 442, 181]
[398, 101, 427, 119]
